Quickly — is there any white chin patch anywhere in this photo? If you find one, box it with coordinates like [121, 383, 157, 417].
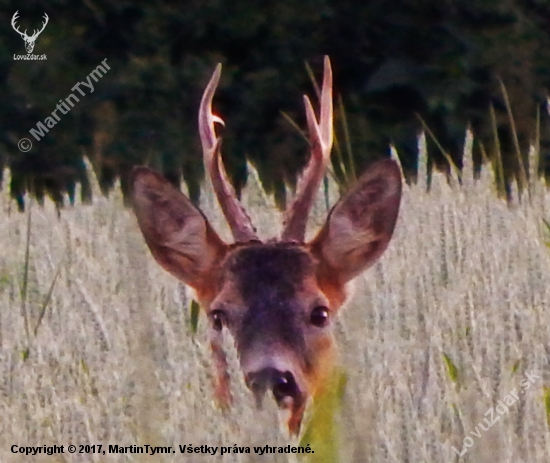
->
[278, 395, 294, 410]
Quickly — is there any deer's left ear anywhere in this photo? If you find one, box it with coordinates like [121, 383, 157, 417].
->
[309, 159, 402, 285]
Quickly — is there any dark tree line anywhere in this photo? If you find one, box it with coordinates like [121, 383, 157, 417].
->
[2, 0, 550, 209]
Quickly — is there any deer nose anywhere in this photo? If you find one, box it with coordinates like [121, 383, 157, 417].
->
[246, 368, 301, 408]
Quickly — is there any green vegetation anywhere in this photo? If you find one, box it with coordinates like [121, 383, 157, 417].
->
[299, 369, 347, 463]
[189, 299, 200, 335]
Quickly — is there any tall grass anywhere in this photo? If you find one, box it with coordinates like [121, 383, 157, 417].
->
[0, 132, 549, 462]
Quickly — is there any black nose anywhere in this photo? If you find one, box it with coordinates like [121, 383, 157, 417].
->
[246, 368, 301, 406]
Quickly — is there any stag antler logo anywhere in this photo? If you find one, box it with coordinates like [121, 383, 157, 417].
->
[11, 11, 49, 54]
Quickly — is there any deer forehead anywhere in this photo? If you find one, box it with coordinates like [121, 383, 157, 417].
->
[215, 243, 324, 306]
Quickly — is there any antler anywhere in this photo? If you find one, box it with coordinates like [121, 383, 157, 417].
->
[198, 64, 258, 243]
[11, 11, 26, 38]
[31, 13, 49, 39]
[281, 56, 334, 242]
[11, 11, 49, 39]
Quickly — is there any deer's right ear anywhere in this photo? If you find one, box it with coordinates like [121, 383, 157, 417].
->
[130, 167, 227, 292]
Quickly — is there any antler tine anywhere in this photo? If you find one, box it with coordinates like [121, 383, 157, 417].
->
[281, 56, 333, 242]
[11, 11, 25, 37]
[198, 64, 258, 243]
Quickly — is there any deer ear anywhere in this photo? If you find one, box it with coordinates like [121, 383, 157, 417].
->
[130, 167, 227, 291]
[309, 159, 402, 284]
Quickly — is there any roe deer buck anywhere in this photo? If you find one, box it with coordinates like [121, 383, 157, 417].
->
[130, 57, 402, 435]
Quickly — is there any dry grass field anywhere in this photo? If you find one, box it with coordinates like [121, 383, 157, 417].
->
[0, 134, 549, 462]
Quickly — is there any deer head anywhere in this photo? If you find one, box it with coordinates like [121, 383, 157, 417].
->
[11, 11, 49, 54]
[130, 57, 402, 434]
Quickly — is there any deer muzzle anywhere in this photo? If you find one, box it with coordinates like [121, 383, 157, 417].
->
[242, 350, 307, 411]
[246, 367, 305, 409]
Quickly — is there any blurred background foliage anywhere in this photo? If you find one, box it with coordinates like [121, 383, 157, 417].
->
[2, 0, 550, 210]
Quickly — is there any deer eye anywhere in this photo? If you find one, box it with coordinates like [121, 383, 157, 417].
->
[210, 310, 227, 331]
[310, 306, 329, 327]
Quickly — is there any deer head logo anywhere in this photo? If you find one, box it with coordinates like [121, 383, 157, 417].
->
[11, 11, 49, 54]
